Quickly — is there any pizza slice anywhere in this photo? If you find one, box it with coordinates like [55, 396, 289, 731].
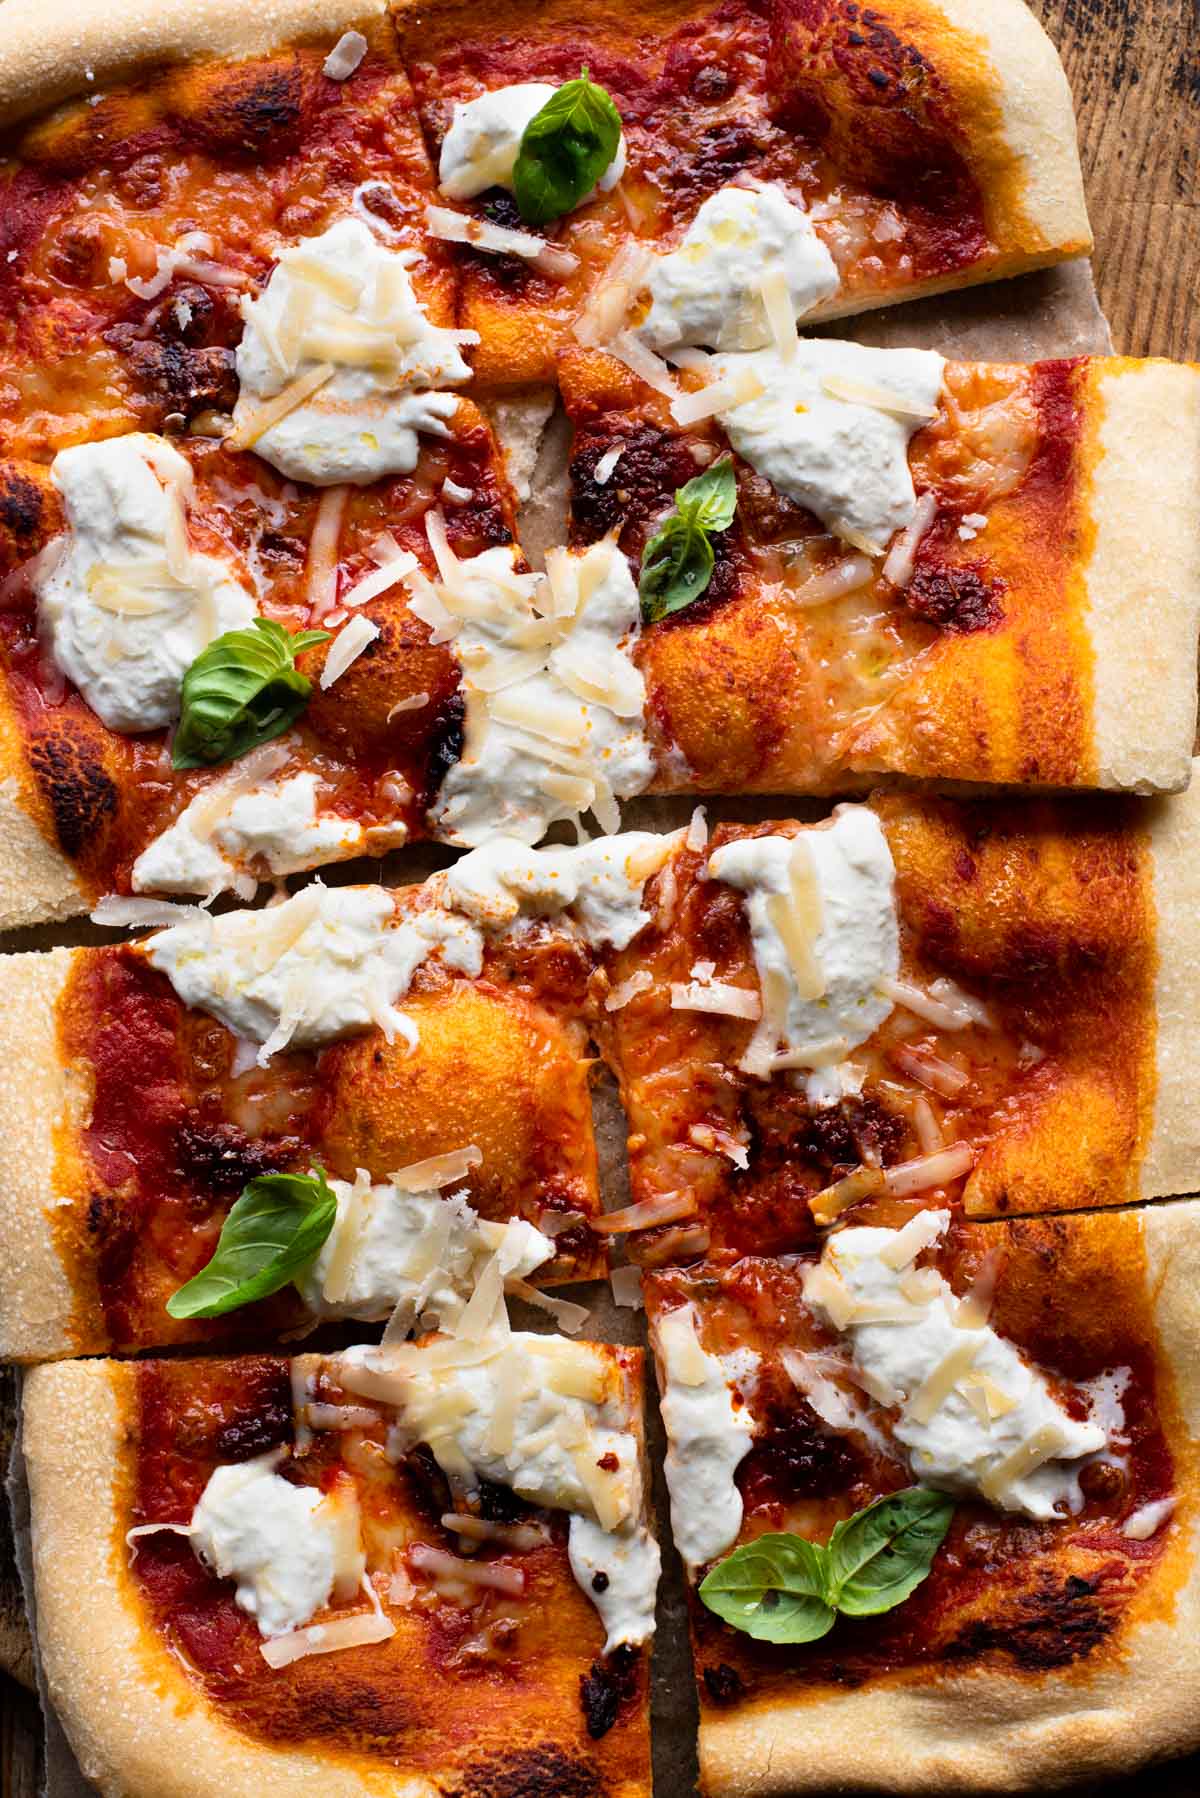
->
[23, 1327, 656, 1797]
[0, 828, 689, 1357]
[592, 784, 1200, 1261]
[644, 1199, 1200, 1793]
[396, 0, 1091, 388]
[0, 9, 500, 929]
[560, 341, 1200, 797]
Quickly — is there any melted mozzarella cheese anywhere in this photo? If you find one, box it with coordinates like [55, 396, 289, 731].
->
[803, 1214, 1109, 1519]
[706, 804, 898, 1093]
[654, 1304, 757, 1572]
[438, 82, 627, 204]
[427, 537, 654, 846]
[189, 1455, 357, 1637]
[338, 1331, 659, 1644]
[638, 183, 839, 354]
[296, 1175, 553, 1324]
[36, 434, 256, 732]
[233, 217, 472, 485]
[132, 770, 371, 899]
[710, 340, 945, 550]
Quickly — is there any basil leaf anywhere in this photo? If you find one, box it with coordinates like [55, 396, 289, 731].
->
[172, 617, 330, 770]
[825, 1487, 955, 1617]
[678, 458, 738, 533]
[638, 457, 738, 623]
[639, 515, 714, 623]
[699, 1534, 836, 1645]
[512, 70, 622, 227]
[165, 1169, 337, 1319]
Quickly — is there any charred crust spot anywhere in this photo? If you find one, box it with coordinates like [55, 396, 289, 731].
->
[85, 1191, 137, 1298]
[948, 1575, 1116, 1672]
[420, 688, 465, 807]
[0, 467, 46, 557]
[702, 1662, 744, 1705]
[448, 1747, 603, 1798]
[579, 1644, 640, 1740]
[173, 1122, 295, 1196]
[181, 63, 306, 158]
[28, 729, 118, 858]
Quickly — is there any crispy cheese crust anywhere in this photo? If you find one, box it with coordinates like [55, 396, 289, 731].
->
[645, 1201, 1200, 1795]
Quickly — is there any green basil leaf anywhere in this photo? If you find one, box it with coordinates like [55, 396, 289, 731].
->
[825, 1487, 955, 1617]
[677, 457, 738, 533]
[172, 617, 330, 770]
[165, 1169, 337, 1319]
[699, 1534, 836, 1644]
[512, 70, 623, 227]
[638, 457, 738, 623]
[638, 514, 714, 623]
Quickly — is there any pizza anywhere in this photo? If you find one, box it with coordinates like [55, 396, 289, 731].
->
[2, 350, 1198, 932]
[0, 829, 677, 1358]
[560, 344, 1200, 798]
[0, 0, 1194, 935]
[643, 1198, 1200, 1793]
[22, 1330, 656, 1797]
[396, 0, 1093, 387]
[593, 785, 1200, 1262]
[4, 784, 1200, 1360]
[3, 0, 1200, 1791]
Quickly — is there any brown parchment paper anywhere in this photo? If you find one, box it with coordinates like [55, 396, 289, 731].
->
[4, 256, 1114, 1798]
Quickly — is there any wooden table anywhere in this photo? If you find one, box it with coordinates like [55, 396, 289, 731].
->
[1, 1, 1197, 1792]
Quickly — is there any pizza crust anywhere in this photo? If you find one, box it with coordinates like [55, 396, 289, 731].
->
[1142, 768, 1200, 1197]
[0, 779, 87, 931]
[810, 0, 1092, 325]
[23, 1360, 442, 1798]
[0, 0, 388, 128]
[696, 1200, 1200, 1796]
[0, 951, 82, 1362]
[1083, 360, 1200, 794]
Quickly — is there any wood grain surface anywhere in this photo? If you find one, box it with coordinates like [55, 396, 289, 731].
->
[0, 0, 1196, 1791]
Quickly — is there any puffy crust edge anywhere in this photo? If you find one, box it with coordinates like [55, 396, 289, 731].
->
[23, 1359, 440, 1798]
[1142, 769, 1200, 1197]
[0, 771, 87, 931]
[696, 1200, 1200, 1797]
[0, 0, 387, 128]
[0, 950, 82, 1362]
[1084, 359, 1200, 794]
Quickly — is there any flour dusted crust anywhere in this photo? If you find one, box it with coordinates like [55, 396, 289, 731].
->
[696, 1200, 1200, 1797]
[1084, 360, 1200, 794]
[0, 780, 86, 931]
[22, 1361, 440, 1798]
[1142, 767, 1200, 1198]
[0, 0, 387, 129]
[0, 951, 81, 1362]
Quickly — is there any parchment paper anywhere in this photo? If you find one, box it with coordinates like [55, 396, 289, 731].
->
[5, 255, 1114, 1798]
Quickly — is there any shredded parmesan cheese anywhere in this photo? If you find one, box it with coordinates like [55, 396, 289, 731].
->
[592, 1192, 698, 1235]
[884, 1142, 974, 1197]
[305, 484, 349, 620]
[323, 30, 368, 79]
[670, 365, 764, 427]
[320, 614, 380, 689]
[425, 203, 579, 279]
